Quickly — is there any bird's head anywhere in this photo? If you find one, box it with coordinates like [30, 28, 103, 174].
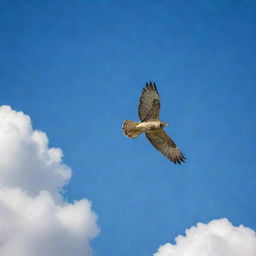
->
[160, 122, 169, 127]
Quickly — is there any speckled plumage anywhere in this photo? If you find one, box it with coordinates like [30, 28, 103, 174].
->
[122, 82, 186, 164]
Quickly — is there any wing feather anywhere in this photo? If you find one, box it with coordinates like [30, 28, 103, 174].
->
[138, 82, 160, 121]
[146, 130, 186, 164]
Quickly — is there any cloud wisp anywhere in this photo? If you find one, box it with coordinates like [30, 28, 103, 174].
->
[154, 218, 256, 256]
[0, 105, 99, 256]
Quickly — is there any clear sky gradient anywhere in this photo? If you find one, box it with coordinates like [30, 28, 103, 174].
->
[1, 1, 255, 255]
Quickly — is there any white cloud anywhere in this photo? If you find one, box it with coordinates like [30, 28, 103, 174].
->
[0, 105, 71, 197]
[154, 218, 256, 256]
[0, 105, 99, 256]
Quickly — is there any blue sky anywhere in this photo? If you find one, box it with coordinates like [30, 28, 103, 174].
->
[1, 1, 255, 255]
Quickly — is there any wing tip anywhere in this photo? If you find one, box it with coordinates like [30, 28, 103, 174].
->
[171, 152, 186, 165]
[145, 81, 158, 92]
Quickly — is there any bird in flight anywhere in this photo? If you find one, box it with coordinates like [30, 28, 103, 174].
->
[122, 82, 186, 164]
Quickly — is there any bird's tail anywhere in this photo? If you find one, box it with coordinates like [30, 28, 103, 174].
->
[122, 120, 142, 139]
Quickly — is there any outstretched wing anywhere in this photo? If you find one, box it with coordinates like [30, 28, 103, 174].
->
[146, 130, 186, 164]
[138, 82, 160, 122]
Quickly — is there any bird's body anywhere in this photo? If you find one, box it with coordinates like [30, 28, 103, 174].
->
[125, 120, 166, 134]
[122, 82, 186, 164]
[137, 120, 161, 131]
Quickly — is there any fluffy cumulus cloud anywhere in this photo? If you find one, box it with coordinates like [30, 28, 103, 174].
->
[154, 218, 256, 256]
[0, 105, 99, 256]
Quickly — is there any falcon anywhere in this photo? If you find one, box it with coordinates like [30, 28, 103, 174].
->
[122, 82, 186, 164]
